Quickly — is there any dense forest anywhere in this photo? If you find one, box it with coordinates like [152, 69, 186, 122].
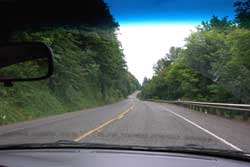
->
[141, 0, 250, 104]
[0, 0, 140, 125]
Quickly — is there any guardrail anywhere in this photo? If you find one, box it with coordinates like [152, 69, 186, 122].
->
[147, 99, 250, 121]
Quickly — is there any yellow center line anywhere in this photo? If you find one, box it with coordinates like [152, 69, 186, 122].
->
[74, 105, 134, 142]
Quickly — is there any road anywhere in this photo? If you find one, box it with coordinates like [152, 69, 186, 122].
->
[0, 92, 250, 152]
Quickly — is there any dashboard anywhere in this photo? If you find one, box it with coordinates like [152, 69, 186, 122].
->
[0, 149, 249, 167]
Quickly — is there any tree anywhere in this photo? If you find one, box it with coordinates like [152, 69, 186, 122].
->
[142, 77, 149, 87]
[234, 0, 250, 28]
[0, 0, 140, 125]
[198, 16, 234, 32]
[141, 11, 250, 103]
[153, 47, 182, 75]
[166, 47, 182, 61]
[153, 58, 170, 75]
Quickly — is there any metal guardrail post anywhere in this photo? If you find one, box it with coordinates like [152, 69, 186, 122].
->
[229, 110, 234, 119]
[220, 109, 225, 117]
[243, 111, 249, 121]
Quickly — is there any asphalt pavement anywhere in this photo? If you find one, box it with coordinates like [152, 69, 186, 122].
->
[0, 92, 250, 152]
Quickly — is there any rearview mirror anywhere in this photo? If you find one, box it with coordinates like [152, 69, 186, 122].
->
[0, 42, 54, 86]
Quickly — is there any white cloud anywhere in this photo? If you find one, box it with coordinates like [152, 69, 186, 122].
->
[117, 24, 196, 84]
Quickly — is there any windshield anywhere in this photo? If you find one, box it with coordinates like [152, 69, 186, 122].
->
[0, 0, 250, 155]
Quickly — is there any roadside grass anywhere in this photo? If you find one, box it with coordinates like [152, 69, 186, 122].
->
[0, 82, 123, 126]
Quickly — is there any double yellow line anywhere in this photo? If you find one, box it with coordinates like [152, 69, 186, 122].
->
[74, 105, 134, 142]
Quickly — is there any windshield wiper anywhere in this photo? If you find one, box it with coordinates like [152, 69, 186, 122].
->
[0, 141, 249, 162]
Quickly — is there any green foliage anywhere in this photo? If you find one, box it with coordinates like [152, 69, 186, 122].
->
[141, 14, 250, 104]
[0, 27, 140, 125]
[153, 47, 182, 75]
[198, 16, 235, 32]
[234, 0, 250, 28]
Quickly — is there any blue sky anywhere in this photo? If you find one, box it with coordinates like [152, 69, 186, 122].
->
[105, 0, 237, 25]
[104, 0, 238, 83]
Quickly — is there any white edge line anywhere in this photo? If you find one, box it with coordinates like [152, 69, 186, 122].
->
[165, 108, 243, 151]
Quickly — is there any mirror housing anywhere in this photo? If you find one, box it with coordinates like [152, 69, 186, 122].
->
[0, 42, 54, 86]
